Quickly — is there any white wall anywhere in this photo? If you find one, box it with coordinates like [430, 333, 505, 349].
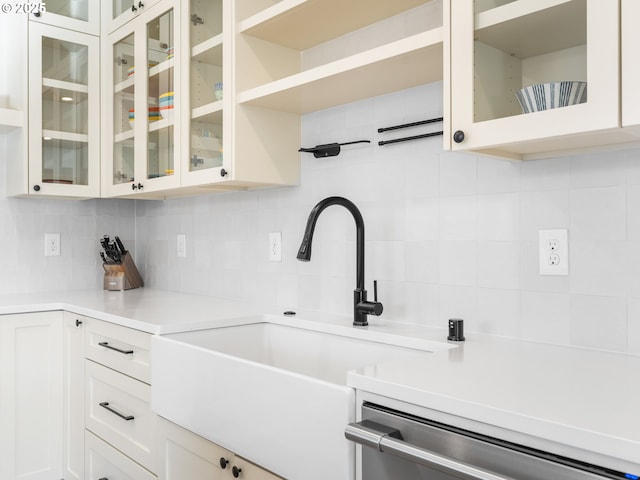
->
[135, 82, 640, 355]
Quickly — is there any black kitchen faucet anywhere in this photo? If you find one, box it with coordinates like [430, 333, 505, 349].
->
[297, 196, 383, 326]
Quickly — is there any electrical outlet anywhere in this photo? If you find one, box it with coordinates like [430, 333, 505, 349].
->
[45, 233, 60, 257]
[539, 229, 568, 275]
[269, 232, 282, 262]
[177, 234, 186, 257]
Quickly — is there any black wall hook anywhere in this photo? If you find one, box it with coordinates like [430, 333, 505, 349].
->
[298, 140, 370, 158]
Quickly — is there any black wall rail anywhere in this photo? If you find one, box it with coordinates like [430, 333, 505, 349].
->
[378, 117, 443, 146]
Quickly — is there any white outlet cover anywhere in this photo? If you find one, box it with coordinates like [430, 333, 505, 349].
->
[539, 229, 568, 275]
[177, 234, 186, 257]
[269, 232, 282, 262]
[45, 233, 60, 257]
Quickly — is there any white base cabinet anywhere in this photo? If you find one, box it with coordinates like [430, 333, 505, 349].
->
[86, 430, 156, 480]
[0, 312, 64, 480]
[156, 416, 284, 480]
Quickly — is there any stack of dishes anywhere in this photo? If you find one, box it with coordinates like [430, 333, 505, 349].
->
[165, 46, 174, 60]
[515, 81, 587, 113]
[126, 61, 159, 78]
[128, 107, 162, 128]
[159, 91, 174, 120]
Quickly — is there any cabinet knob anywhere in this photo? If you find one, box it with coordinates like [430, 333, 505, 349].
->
[33, 11, 41, 17]
[232, 466, 242, 478]
[219, 457, 229, 469]
[131, 182, 144, 191]
[75, 319, 83, 327]
[139, 1, 145, 7]
[453, 130, 465, 144]
[131, 4, 137, 12]
[33, 185, 41, 192]
[220, 168, 228, 177]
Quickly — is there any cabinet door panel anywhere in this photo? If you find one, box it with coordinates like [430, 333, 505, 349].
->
[0, 312, 63, 480]
[86, 430, 156, 480]
[63, 312, 85, 480]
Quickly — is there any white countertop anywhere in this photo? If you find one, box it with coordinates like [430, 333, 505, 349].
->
[1, 288, 638, 475]
[348, 334, 640, 475]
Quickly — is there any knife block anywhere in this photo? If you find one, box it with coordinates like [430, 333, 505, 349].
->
[103, 252, 144, 291]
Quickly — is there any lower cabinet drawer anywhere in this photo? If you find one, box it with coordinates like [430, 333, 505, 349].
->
[86, 360, 155, 470]
[86, 430, 156, 480]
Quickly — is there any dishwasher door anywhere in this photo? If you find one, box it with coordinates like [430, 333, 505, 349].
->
[346, 402, 635, 480]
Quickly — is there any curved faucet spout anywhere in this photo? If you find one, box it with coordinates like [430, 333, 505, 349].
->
[297, 196, 382, 326]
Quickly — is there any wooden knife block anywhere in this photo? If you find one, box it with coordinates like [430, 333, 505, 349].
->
[103, 252, 144, 291]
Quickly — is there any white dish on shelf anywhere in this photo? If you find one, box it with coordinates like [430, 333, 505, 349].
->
[515, 81, 587, 113]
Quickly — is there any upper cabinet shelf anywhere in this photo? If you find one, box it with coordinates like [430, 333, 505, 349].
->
[475, 0, 586, 59]
[239, 0, 430, 50]
[237, 30, 443, 114]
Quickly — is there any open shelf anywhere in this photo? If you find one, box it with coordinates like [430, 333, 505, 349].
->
[475, 0, 585, 59]
[239, 0, 431, 50]
[237, 29, 443, 114]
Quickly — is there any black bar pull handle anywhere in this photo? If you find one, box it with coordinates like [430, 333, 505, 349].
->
[99, 402, 135, 421]
[98, 341, 134, 355]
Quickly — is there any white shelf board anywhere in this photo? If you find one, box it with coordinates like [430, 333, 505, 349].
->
[239, 0, 431, 50]
[192, 101, 223, 124]
[115, 128, 135, 144]
[115, 76, 135, 94]
[192, 34, 223, 65]
[237, 29, 443, 114]
[0, 108, 23, 129]
[149, 117, 174, 133]
[42, 129, 88, 143]
[475, 0, 585, 59]
[149, 58, 175, 78]
[42, 78, 89, 94]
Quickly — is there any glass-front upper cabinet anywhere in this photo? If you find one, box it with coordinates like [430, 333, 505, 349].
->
[27, 22, 100, 197]
[181, 0, 228, 187]
[102, 0, 163, 35]
[449, 0, 619, 159]
[103, 0, 180, 197]
[30, 0, 100, 35]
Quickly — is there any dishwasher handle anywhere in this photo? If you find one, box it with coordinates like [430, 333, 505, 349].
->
[345, 420, 515, 480]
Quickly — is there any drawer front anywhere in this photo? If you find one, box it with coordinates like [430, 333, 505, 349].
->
[233, 455, 285, 480]
[86, 360, 155, 470]
[85, 318, 151, 383]
[86, 430, 156, 480]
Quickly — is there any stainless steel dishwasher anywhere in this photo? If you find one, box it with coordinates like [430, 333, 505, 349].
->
[346, 402, 638, 480]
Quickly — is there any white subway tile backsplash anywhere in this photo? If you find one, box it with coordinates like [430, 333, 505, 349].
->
[521, 291, 570, 344]
[439, 240, 477, 286]
[570, 150, 628, 188]
[570, 186, 627, 241]
[570, 294, 627, 352]
[477, 241, 520, 290]
[478, 193, 520, 241]
[439, 151, 477, 196]
[628, 299, 640, 354]
[439, 285, 477, 328]
[476, 288, 520, 337]
[439, 196, 477, 241]
[570, 241, 629, 297]
[519, 190, 570, 241]
[521, 157, 570, 191]
[477, 157, 521, 194]
[405, 197, 439, 241]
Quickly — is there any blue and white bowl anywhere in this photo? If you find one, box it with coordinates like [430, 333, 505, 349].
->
[515, 81, 587, 113]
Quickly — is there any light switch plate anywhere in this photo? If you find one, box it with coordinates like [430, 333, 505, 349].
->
[539, 229, 568, 275]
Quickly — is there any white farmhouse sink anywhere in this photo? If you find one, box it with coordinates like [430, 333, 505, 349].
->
[151, 319, 437, 480]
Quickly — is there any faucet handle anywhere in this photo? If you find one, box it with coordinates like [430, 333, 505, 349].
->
[374, 280, 378, 302]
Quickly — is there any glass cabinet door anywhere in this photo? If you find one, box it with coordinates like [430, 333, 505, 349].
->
[103, 0, 180, 197]
[28, 23, 100, 197]
[449, 0, 619, 158]
[182, 0, 226, 186]
[112, 33, 136, 190]
[103, 0, 162, 35]
[31, 0, 99, 35]
[146, 8, 176, 183]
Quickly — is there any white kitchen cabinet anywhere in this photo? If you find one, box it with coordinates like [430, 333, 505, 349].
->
[86, 430, 156, 480]
[448, 0, 636, 160]
[103, 0, 164, 35]
[84, 317, 156, 472]
[12, 21, 101, 197]
[31, 0, 100, 35]
[156, 416, 284, 480]
[0, 312, 64, 480]
[622, 0, 640, 131]
[102, 0, 182, 197]
[63, 312, 86, 480]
